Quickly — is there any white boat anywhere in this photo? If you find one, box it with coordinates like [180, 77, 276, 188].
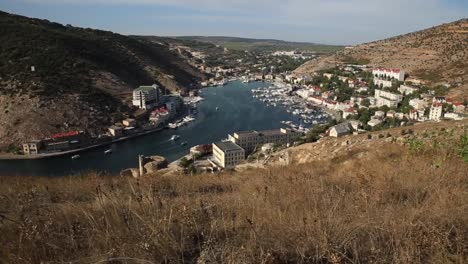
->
[104, 149, 112, 155]
[71, 155, 80, 160]
[216, 107, 219, 111]
[168, 123, 178, 129]
[180, 141, 188, 146]
[170, 135, 180, 141]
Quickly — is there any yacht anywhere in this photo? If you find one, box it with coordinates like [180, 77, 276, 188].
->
[71, 155, 80, 160]
[170, 135, 180, 141]
[104, 149, 112, 155]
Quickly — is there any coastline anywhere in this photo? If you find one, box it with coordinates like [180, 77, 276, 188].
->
[0, 127, 163, 160]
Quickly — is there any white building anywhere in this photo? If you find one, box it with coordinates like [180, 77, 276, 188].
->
[409, 98, 429, 110]
[429, 103, 443, 121]
[444, 113, 463, 121]
[374, 89, 403, 108]
[296, 89, 312, 99]
[373, 78, 393, 88]
[132, 84, 160, 110]
[372, 68, 405, 81]
[212, 141, 245, 169]
[368, 119, 383, 127]
[398, 85, 418, 95]
[228, 128, 302, 153]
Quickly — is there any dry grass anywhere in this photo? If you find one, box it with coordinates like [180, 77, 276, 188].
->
[0, 133, 467, 263]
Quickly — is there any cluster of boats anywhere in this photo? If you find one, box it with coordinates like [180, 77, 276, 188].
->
[252, 83, 329, 133]
[167, 115, 196, 129]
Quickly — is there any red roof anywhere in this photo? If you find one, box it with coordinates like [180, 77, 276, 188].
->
[52, 131, 79, 139]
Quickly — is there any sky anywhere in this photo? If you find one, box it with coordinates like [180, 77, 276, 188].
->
[1, 0, 467, 45]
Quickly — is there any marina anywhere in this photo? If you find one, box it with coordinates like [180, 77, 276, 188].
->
[0, 81, 325, 176]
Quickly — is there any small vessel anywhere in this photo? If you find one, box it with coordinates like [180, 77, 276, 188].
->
[180, 141, 188, 146]
[71, 155, 80, 160]
[168, 123, 178, 129]
[170, 135, 180, 141]
[216, 107, 219, 111]
[104, 149, 112, 155]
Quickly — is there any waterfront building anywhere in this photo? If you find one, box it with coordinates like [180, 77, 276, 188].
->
[374, 89, 403, 108]
[212, 141, 245, 169]
[22, 140, 43, 155]
[228, 128, 302, 153]
[372, 68, 405, 81]
[122, 118, 136, 127]
[132, 84, 160, 110]
[108, 126, 123, 137]
[429, 103, 443, 121]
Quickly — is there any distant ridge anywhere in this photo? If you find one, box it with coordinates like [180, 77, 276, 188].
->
[175, 36, 344, 53]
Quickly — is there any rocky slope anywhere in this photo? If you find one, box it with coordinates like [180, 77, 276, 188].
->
[1, 120, 467, 263]
[0, 11, 204, 149]
[295, 19, 468, 100]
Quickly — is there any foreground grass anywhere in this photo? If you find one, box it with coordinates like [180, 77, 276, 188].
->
[0, 136, 467, 263]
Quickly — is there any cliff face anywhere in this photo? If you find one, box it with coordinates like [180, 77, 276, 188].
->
[295, 19, 468, 100]
[0, 11, 204, 147]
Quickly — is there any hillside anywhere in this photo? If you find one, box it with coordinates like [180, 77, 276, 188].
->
[0, 11, 204, 149]
[175, 36, 344, 53]
[1, 120, 467, 263]
[295, 19, 468, 100]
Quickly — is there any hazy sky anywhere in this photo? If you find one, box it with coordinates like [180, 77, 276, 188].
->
[1, 0, 467, 45]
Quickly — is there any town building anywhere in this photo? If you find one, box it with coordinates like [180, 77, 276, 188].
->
[122, 118, 136, 127]
[368, 118, 383, 127]
[429, 103, 443, 121]
[329, 122, 351, 138]
[228, 128, 302, 153]
[374, 89, 403, 108]
[212, 141, 245, 169]
[398, 84, 418, 95]
[409, 98, 428, 110]
[343, 108, 358, 119]
[108, 126, 123, 137]
[22, 140, 43, 155]
[373, 78, 393, 88]
[132, 84, 161, 110]
[372, 68, 405, 81]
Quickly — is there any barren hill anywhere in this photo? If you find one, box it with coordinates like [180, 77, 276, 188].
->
[295, 19, 468, 100]
[0, 11, 204, 148]
[1, 120, 467, 262]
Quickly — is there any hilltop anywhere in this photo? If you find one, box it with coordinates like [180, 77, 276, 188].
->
[0, 11, 204, 149]
[1, 120, 467, 263]
[174, 36, 344, 53]
[295, 19, 468, 100]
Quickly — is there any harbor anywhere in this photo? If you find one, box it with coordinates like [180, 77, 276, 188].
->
[0, 81, 311, 176]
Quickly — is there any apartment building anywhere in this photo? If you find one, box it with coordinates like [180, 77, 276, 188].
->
[212, 141, 245, 169]
[374, 89, 403, 108]
[372, 68, 405, 81]
[228, 128, 302, 153]
[398, 84, 418, 95]
[22, 140, 43, 155]
[132, 84, 161, 110]
[373, 78, 393, 88]
[429, 103, 443, 121]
